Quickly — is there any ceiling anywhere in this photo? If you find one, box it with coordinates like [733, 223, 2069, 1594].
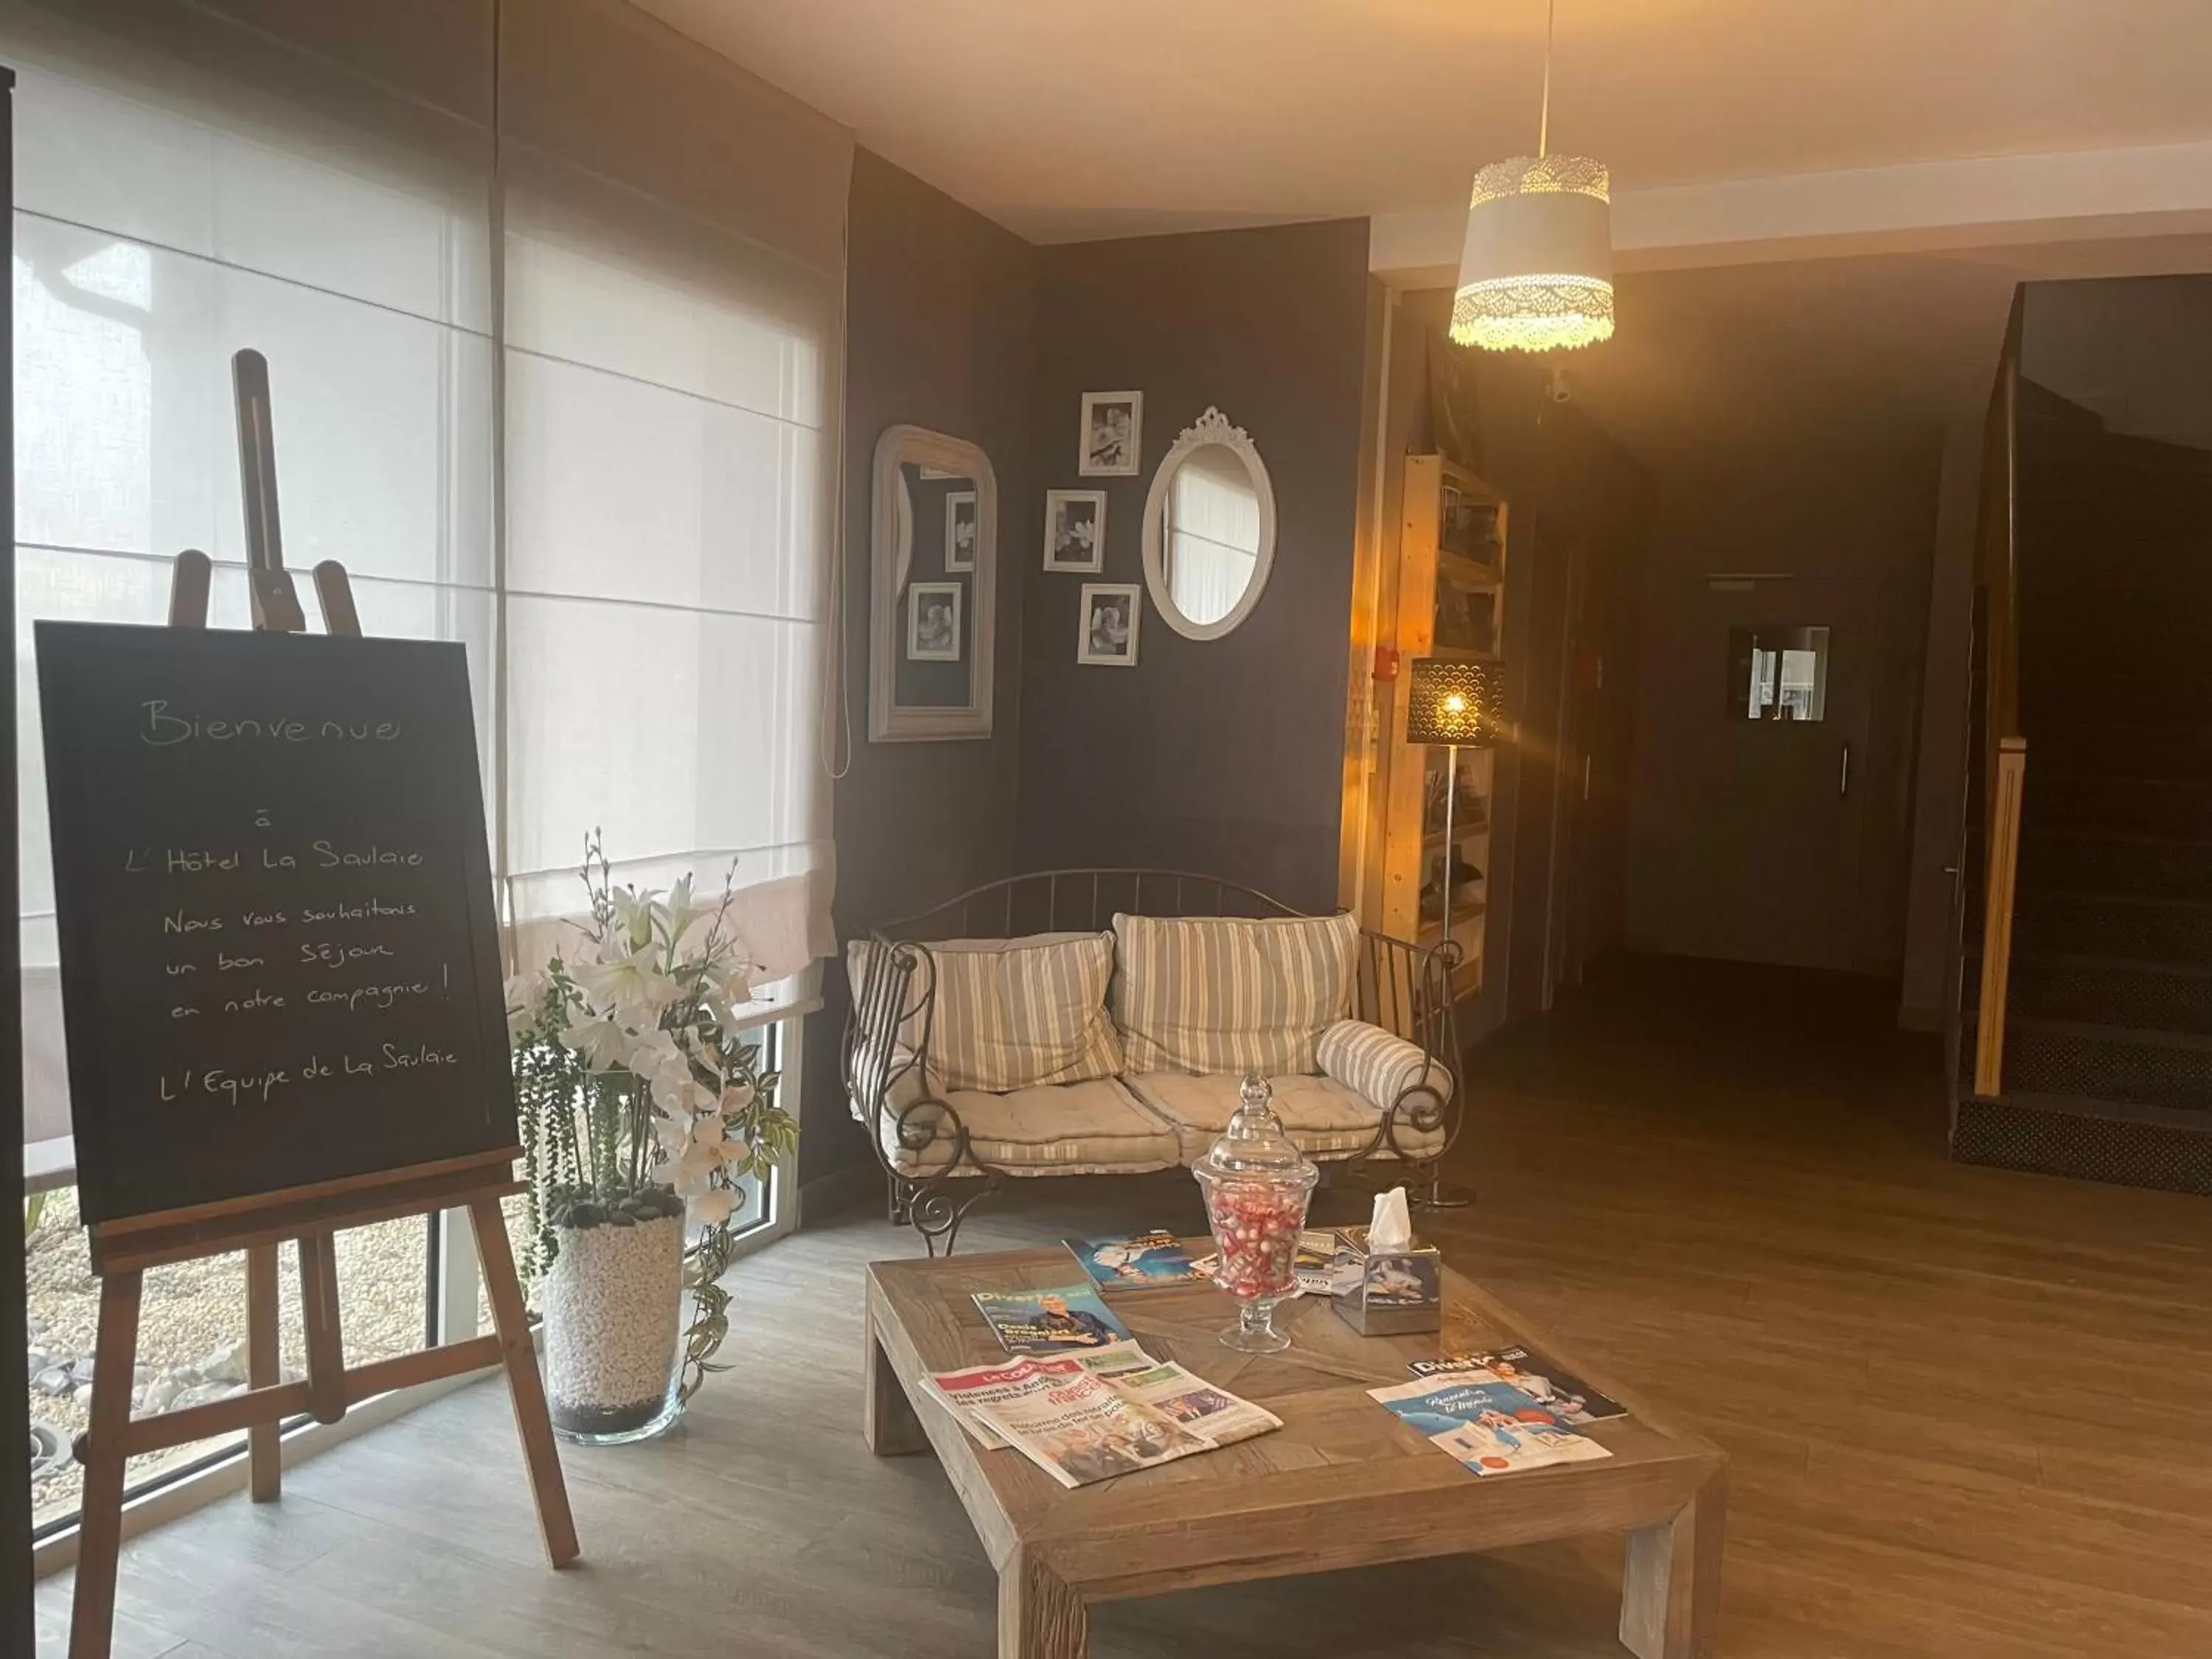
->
[643, 0, 2212, 244]
[1548, 236, 2212, 473]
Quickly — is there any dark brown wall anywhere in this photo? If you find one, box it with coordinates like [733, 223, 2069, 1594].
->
[1015, 219, 1371, 911]
[1381, 290, 1650, 1037]
[799, 150, 1037, 1187]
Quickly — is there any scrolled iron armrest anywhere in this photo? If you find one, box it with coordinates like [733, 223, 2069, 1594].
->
[1346, 926, 1465, 1164]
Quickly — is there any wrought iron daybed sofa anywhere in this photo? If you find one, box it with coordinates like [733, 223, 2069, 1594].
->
[841, 869, 1464, 1253]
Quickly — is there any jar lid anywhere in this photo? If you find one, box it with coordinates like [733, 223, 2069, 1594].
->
[1192, 1073, 1318, 1186]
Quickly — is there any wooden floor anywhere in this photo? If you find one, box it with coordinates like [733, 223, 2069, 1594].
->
[38, 956, 2212, 1658]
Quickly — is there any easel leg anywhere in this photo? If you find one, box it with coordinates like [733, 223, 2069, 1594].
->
[246, 1242, 282, 1500]
[69, 1268, 143, 1659]
[470, 1197, 580, 1568]
[297, 1231, 347, 1425]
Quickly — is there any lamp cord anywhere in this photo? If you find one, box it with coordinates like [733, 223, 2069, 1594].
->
[1537, 0, 1555, 158]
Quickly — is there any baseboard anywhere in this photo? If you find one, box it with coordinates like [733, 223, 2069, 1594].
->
[797, 1158, 885, 1229]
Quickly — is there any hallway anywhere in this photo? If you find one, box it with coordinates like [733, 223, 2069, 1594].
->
[37, 958, 2212, 1658]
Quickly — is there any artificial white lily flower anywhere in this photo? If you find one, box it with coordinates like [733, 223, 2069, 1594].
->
[609, 885, 655, 951]
[689, 1187, 739, 1228]
[574, 947, 681, 1026]
[558, 1010, 630, 1072]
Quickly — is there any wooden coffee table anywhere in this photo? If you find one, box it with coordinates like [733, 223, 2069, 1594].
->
[864, 1243, 1726, 1659]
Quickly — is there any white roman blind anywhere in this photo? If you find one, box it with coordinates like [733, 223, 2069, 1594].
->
[496, 0, 845, 980]
[4, 0, 850, 1148]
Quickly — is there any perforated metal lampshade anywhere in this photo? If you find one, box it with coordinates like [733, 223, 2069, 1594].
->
[1450, 155, 1615, 354]
[1405, 656, 1506, 748]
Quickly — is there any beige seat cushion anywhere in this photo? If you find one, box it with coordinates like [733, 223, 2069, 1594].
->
[1124, 1072, 1446, 1164]
[1110, 911, 1358, 1076]
[846, 931, 1124, 1093]
[874, 1077, 1182, 1179]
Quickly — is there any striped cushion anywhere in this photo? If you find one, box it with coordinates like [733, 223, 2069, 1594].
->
[846, 932, 1124, 1094]
[1315, 1019, 1454, 1115]
[1110, 911, 1358, 1077]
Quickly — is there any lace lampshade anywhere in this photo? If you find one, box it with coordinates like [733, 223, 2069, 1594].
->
[1450, 154, 1615, 354]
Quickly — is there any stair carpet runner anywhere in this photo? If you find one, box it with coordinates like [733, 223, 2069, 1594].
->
[1955, 389, 2212, 1194]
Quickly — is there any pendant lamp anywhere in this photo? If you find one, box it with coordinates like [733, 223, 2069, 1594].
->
[1450, 0, 1614, 353]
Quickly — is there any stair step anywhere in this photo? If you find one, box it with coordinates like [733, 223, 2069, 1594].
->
[2003, 1017, 2212, 1110]
[1953, 1091, 2212, 1195]
[2027, 776, 2212, 838]
[1998, 953, 2212, 1034]
[2016, 889, 2212, 966]
[2020, 829, 2212, 901]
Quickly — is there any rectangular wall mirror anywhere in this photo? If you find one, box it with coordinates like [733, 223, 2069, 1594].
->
[870, 425, 998, 741]
[1726, 625, 1829, 721]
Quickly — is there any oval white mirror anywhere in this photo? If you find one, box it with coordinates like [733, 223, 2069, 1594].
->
[1141, 408, 1276, 641]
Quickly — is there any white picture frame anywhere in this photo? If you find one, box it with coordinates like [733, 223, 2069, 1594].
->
[1078, 390, 1143, 477]
[1077, 582, 1141, 668]
[1042, 489, 1107, 573]
[944, 490, 978, 572]
[907, 581, 963, 663]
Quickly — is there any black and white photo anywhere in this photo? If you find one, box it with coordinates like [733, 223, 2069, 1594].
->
[1043, 489, 1107, 572]
[945, 490, 978, 572]
[907, 581, 963, 662]
[1077, 582, 1140, 667]
[1078, 391, 1143, 477]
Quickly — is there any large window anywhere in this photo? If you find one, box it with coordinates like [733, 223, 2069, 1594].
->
[13, 0, 846, 1545]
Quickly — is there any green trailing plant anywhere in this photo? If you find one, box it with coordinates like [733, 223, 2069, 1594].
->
[507, 832, 800, 1399]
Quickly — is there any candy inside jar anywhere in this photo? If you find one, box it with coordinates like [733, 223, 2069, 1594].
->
[1192, 1074, 1320, 1354]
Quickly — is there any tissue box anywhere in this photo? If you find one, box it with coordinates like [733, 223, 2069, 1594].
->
[1330, 1241, 1442, 1337]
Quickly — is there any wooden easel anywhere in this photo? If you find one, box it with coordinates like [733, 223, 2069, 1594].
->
[68, 351, 577, 1659]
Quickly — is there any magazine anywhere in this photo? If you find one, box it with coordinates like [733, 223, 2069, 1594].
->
[925, 1342, 1155, 1450]
[1405, 1346, 1627, 1425]
[972, 1283, 1131, 1354]
[1368, 1376, 1613, 1477]
[936, 1355, 1216, 1489]
[1064, 1229, 1210, 1290]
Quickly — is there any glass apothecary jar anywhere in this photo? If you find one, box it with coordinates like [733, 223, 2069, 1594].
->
[1192, 1073, 1320, 1353]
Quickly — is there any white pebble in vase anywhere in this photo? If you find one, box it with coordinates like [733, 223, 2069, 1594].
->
[540, 1211, 686, 1445]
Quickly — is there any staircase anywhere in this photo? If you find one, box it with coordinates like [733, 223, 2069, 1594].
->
[1955, 378, 2212, 1192]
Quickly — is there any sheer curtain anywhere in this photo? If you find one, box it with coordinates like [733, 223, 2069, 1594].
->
[5, 0, 849, 1151]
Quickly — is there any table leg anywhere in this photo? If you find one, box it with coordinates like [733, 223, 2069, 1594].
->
[998, 1548, 1087, 1659]
[1621, 1468, 1726, 1659]
[862, 1316, 929, 1457]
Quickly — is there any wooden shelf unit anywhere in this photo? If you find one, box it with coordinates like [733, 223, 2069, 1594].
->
[1377, 455, 1509, 1003]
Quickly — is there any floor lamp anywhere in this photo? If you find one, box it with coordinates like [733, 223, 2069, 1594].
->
[1404, 655, 1505, 1211]
[1406, 655, 1506, 942]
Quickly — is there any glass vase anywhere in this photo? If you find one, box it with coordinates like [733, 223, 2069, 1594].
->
[540, 1204, 685, 1444]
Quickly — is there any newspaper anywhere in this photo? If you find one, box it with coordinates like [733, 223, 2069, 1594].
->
[927, 1343, 1279, 1483]
[923, 1340, 1154, 1450]
[931, 1354, 1215, 1488]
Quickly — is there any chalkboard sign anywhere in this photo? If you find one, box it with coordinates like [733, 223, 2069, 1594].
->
[37, 622, 516, 1224]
